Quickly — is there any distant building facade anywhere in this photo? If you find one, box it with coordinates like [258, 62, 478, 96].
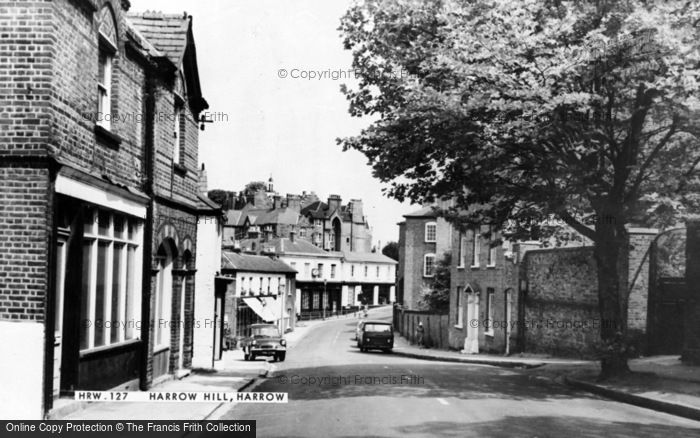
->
[220, 252, 297, 343]
[397, 206, 452, 310]
[220, 182, 373, 253]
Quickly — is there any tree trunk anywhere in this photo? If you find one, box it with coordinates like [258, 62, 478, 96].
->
[594, 214, 631, 380]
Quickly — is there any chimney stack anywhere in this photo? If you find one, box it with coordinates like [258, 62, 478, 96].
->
[328, 194, 342, 212]
[349, 199, 364, 223]
[286, 194, 301, 211]
[198, 164, 208, 196]
[289, 230, 296, 243]
[273, 195, 283, 210]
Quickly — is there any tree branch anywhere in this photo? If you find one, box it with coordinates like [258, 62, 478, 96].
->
[558, 209, 596, 241]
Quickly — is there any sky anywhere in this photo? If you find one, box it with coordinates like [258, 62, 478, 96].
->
[130, 0, 417, 248]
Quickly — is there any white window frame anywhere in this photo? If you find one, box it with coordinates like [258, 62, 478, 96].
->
[425, 222, 437, 243]
[423, 253, 436, 278]
[485, 289, 495, 336]
[97, 51, 113, 130]
[81, 208, 143, 353]
[173, 103, 183, 165]
[487, 237, 497, 268]
[458, 232, 467, 268]
[471, 228, 480, 268]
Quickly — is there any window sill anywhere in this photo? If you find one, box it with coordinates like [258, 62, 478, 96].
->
[486, 264, 497, 269]
[94, 124, 122, 149]
[173, 162, 187, 176]
[79, 338, 140, 359]
[470, 265, 480, 270]
[485, 331, 495, 338]
[454, 325, 463, 330]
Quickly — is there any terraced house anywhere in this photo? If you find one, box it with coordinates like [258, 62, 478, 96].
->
[0, 0, 210, 419]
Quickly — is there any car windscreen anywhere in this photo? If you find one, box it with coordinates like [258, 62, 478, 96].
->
[364, 324, 392, 332]
[252, 326, 279, 337]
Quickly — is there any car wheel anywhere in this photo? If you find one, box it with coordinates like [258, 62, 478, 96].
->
[278, 353, 286, 362]
[250, 354, 256, 361]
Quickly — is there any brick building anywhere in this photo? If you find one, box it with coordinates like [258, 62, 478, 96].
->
[448, 226, 658, 357]
[0, 1, 208, 419]
[397, 205, 452, 310]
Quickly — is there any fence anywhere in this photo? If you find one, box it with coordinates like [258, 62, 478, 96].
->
[393, 306, 449, 349]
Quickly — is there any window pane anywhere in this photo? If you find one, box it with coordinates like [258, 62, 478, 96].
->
[111, 244, 123, 344]
[98, 211, 110, 236]
[80, 242, 92, 350]
[83, 208, 95, 235]
[94, 242, 109, 347]
[127, 219, 136, 241]
[98, 52, 107, 85]
[125, 246, 136, 340]
[114, 215, 125, 239]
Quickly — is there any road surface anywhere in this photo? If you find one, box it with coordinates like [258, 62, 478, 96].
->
[223, 308, 700, 437]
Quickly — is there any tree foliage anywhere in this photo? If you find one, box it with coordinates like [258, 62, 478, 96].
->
[339, 0, 700, 377]
[382, 241, 400, 261]
[420, 252, 451, 313]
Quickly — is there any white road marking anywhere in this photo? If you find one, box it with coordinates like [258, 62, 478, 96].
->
[332, 330, 340, 345]
[437, 398, 449, 406]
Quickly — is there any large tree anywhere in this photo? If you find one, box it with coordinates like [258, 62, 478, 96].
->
[339, 0, 700, 377]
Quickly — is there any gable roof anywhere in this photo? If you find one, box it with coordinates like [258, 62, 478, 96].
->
[127, 11, 189, 65]
[127, 11, 208, 114]
[221, 252, 296, 274]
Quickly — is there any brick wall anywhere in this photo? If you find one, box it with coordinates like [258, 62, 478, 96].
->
[0, 167, 50, 321]
[50, 0, 146, 189]
[520, 246, 600, 357]
[0, 0, 53, 154]
[399, 217, 436, 310]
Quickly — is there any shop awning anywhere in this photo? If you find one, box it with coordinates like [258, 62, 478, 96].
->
[260, 297, 281, 322]
[242, 298, 274, 323]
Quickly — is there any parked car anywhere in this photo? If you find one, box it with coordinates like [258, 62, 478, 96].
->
[240, 324, 287, 362]
[355, 320, 366, 340]
[357, 320, 393, 352]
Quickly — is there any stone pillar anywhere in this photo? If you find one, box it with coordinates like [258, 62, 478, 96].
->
[389, 285, 396, 303]
[373, 285, 379, 305]
[626, 228, 658, 354]
[683, 221, 700, 364]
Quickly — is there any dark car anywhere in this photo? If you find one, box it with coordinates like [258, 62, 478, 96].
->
[357, 320, 393, 352]
[240, 324, 287, 362]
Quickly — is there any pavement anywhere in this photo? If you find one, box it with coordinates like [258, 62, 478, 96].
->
[51, 310, 373, 421]
[51, 306, 700, 434]
[223, 306, 700, 437]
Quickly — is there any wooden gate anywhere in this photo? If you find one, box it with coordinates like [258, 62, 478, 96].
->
[647, 229, 686, 355]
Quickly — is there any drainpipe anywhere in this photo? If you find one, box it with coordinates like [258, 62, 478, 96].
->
[139, 74, 157, 390]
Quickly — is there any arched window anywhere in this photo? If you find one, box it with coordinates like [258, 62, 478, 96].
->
[97, 5, 118, 130]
